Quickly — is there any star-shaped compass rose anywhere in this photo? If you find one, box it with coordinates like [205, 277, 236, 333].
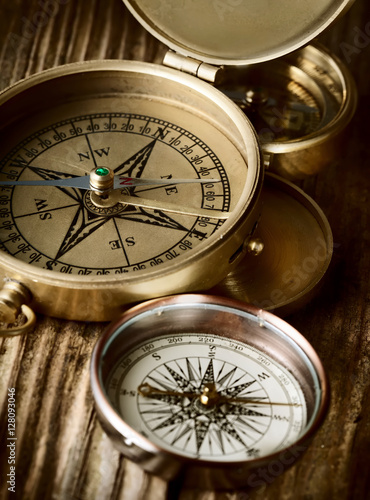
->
[22, 139, 195, 261]
[138, 358, 274, 456]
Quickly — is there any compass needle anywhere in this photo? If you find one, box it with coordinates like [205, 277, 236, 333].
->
[0, 174, 220, 189]
[138, 382, 302, 407]
[92, 191, 231, 219]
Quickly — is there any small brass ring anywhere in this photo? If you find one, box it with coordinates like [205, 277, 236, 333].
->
[0, 305, 36, 337]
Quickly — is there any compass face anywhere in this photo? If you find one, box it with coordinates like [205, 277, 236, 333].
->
[92, 296, 328, 481]
[0, 63, 258, 286]
[106, 332, 307, 462]
[0, 109, 239, 275]
[245, 81, 322, 142]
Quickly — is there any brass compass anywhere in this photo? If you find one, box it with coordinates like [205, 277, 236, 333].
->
[0, 61, 262, 326]
[217, 43, 357, 179]
[0, 0, 356, 331]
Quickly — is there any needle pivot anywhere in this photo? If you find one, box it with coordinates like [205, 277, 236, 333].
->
[89, 167, 114, 194]
[199, 383, 220, 407]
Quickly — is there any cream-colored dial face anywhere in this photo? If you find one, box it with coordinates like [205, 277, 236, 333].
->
[106, 332, 307, 462]
[0, 96, 248, 276]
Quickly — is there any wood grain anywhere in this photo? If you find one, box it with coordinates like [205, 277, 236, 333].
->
[0, 1, 369, 499]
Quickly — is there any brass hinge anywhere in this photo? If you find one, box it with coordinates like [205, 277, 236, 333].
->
[163, 51, 222, 83]
[261, 150, 274, 170]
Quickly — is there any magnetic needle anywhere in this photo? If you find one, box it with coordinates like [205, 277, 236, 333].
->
[90, 294, 329, 489]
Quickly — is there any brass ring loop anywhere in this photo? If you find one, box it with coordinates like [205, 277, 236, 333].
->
[0, 305, 36, 337]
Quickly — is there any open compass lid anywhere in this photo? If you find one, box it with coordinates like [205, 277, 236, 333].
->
[122, 0, 355, 66]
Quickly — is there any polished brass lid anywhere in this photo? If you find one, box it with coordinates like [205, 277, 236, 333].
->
[210, 173, 333, 315]
[122, 0, 355, 65]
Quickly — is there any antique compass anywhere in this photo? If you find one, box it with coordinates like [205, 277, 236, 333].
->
[91, 294, 329, 489]
[217, 43, 357, 179]
[0, 0, 356, 331]
[0, 60, 262, 327]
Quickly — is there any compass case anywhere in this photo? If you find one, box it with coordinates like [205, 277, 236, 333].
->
[0, 61, 262, 321]
[122, 0, 355, 66]
[90, 294, 329, 489]
[217, 43, 357, 179]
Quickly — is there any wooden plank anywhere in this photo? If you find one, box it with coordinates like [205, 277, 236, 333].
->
[0, 1, 369, 499]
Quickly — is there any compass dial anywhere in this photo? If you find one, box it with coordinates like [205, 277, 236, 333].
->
[106, 332, 307, 461]
[247, 79, 322, 142]
[0, 61, 261, 319]
[91, 295, 328, 486]
[0, 110, 237, 275]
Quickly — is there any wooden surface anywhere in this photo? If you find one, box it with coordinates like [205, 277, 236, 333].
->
[0, 1, 369, 499]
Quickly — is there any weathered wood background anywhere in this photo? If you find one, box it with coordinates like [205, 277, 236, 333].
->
[0, 1, 369, 499]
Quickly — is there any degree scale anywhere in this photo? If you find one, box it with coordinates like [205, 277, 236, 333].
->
[0, 0, 358, 493]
